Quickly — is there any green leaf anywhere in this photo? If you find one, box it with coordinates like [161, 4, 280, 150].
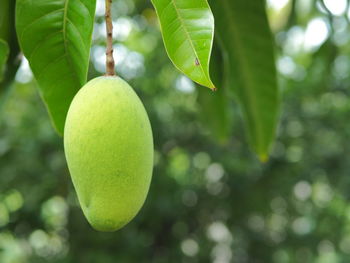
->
[0, 0, 21, 103]
[209, 0, 280, 160]
[0, 0, 11, 40]
[0, 40, 9, 81]
[197, 40, 232, 143]
[16, 0, 97, 134]
[151, 0, 215, 90]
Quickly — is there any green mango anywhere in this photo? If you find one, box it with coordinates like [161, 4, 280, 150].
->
[64, 76, 154, 232]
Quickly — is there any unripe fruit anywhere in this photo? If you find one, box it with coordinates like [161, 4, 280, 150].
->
[64, 76, 153, 232]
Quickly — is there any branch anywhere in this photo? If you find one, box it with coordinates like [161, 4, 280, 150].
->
[105, 0, 115, 76]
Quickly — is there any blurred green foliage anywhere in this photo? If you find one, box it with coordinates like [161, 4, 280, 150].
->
[1, 0, 350, 262]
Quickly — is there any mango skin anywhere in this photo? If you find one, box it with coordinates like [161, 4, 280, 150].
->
[64, 76, 153, 232]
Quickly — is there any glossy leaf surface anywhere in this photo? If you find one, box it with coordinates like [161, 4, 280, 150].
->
[16, 0, 97, 134]
[152, 0, 215, 90]
[209, 0, 280, 159]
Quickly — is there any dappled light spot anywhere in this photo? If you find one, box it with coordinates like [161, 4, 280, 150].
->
[247, 214, 265, 233]
[207, 221, 232, 243]
[312, 182, 334, 208]
[323, 0, 347, 16]
[193, 152, 211, 170]
[41, 196, 68, 229]
[277, 56, 297, 77]
[304, 18, 329, 51]
[4, 190, 23, 212]
[267, 0, 289, 11]
[286, 145, 303, 163]
[211, 243, 232, 263]
[292, 217, 313, 235]
[293, 181, 312, 201]
[175, 75, 195, 94]
[15, 58, 33, 84]
[29, 229, 67, 259]
[181, 238, 199, 257]
[205, 163, 224, 183]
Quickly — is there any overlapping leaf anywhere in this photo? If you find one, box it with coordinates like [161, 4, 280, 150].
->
[16, 0, 97, 134]
[151, 0, 215, 90]
[0, 0, 11, 40]
[0, 40, 9, 81]
[197, 41, 232, 143]
[209, 0, 280, 159]
[0, 0, 21, 102]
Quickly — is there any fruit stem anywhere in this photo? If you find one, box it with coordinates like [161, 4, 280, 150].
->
[105, 0, 115, 76]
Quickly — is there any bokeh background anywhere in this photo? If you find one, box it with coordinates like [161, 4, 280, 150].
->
[1, 0, 350, 262]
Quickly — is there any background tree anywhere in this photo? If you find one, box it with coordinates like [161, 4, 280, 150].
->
[0, 0, 350, 262]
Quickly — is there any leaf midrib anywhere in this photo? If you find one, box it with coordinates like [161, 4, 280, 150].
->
[63, 0, 80, 88]
[169, 0, 213, 88]
[221, 0, 263, 150]
[20, 1, 82, 87]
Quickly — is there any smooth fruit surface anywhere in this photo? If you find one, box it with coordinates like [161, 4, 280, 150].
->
[64, 76, 153, 232]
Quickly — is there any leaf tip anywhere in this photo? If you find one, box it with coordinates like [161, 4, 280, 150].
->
[259, 154, 269, 163]
[209, 84, 217, 91]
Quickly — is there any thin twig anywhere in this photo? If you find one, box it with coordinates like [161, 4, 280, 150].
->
[105, 0, 115, 76]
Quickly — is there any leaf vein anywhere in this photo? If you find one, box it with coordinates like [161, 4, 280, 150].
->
[28, 31, 64, 62]
[66, 18, 88, 52]
[166, 0, 213, 88]
[63, 0, 81, 87]
[20, 9, 64, 43]
[36, 54, 67, 80]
